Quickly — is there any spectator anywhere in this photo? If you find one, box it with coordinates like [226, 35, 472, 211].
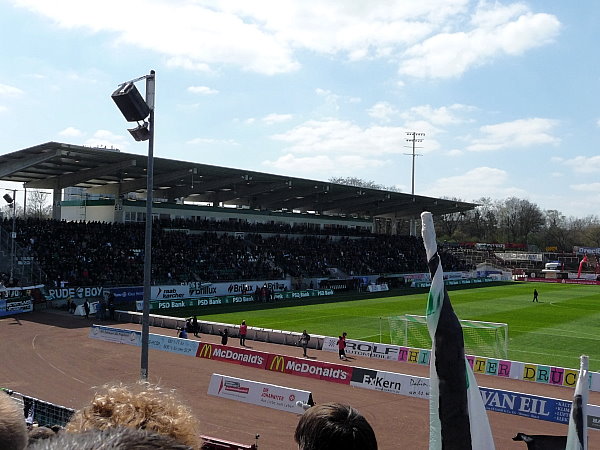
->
[300, 330, 310, 357]
[219, 328, 229, 345]
[0, 390, 28, 450]
[294, 402, 377, 450]
[239, 320, 247, 346]
[64, 381, 201, 449]
[28, 426, 193, 450]
[192, 316, 199, 337]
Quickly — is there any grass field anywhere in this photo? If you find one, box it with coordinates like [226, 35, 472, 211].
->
[182, 282, 600, 371]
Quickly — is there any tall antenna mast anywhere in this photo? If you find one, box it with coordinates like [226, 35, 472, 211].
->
[404, 132, 424, 195]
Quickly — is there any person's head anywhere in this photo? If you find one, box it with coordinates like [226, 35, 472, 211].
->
[342, 332, 347, 337]
[0, 390, 28, 450]
[242, 320, 246, 325]
[65, 382, 200, 448]
[294, 402, 377, 450]
[303, 330, 307, 334]
[28, 426, 193, 450]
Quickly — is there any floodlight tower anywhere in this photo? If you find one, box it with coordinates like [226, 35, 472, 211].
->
[3, 190, 17, 283]
[111, 71, 155, 380]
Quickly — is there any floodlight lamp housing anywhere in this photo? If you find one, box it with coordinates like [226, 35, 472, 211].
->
[112, 82, 151, 122]
[3, 193, 13, 204]
[128, 122, 151, 141]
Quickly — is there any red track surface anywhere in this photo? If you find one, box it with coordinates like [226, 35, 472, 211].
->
[1, 310, 598, 449]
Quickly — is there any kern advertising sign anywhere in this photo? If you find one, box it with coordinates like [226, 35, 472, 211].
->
[265, 354, 352, 385]
[47, 286, 104, 299]
[196, 343, 267, 369]
[147, 334, 199, 356]
[207, 373, 312, 415]
[350, 367, 430, 399]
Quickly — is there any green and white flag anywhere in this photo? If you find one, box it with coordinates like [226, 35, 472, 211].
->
[566, 355, 589, 450]
[421, 211, 495, 450]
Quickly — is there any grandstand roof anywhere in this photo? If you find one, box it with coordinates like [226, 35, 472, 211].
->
[0, 141, 476, 219]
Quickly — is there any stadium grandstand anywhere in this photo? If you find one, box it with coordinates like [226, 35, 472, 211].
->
[0, 141, 477, 287]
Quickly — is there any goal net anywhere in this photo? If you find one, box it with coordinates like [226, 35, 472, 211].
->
[388, 314, 508, 359]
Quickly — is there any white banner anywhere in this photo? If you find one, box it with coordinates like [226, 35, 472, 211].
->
[350, 367, 430, 399]
[322, 337, 402, 361]
[367, 283, 389, 293]
[207, 373, 312, 414]
[89, 325, 141, 345]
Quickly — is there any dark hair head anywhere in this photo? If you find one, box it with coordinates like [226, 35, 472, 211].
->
[294, 402, 377, 450]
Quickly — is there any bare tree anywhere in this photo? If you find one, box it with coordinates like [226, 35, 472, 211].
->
[328, 177, 402, 192]
[27, 190, 51, 219]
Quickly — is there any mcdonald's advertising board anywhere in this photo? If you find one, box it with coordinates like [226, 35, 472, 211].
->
[196, 343, 267, 369]
[265, 354, 352, 385]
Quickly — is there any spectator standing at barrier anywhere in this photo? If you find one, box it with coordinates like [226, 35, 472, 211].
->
[192, 316, 199, 337]
[300, 330, 310, 357]
[0, 390, 29, 450]
[294, 402, 377, 450]
[219, 328, 229, 345]
[337, 333, 347, 361]
[83, 299, 90, 319]
[178, 327, 188, 339]
[107, 293, 116, 320]
[97, 297, 106, 321]
[239, 320, 247, 346]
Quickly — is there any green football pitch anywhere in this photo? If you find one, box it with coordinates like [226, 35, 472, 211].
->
[184, 282, 600, 371]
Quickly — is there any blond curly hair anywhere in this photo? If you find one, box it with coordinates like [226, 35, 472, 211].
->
[65, 382, 200, 449]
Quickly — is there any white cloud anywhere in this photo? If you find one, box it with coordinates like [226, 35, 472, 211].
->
[422, 166, 526, 201]
[58, 127, 83, 137]
[570, 182, 600, 192]
[271, 119, 408, 156]
[400, 5, 560, 79]
[262, 113, 293, 125]
[467, 118, 560, 151]
[367, 101, 399, 122]
[0, 83, 24, 96]
[186, 137, 239, 146]
[563, 156, 600, 174]
[83, 130, 129, 150]
[187, 86, 219, 95]
[262, 153, 384, 178]
[402, 104, 474, 126]
[12, 0, 558, 79]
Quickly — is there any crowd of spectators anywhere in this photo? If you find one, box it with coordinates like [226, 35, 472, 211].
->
[2, 218, 473, 288]
[2, 382, 377, 449]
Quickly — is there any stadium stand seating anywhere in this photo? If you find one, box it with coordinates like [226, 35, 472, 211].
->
[2, 218, 473, 287]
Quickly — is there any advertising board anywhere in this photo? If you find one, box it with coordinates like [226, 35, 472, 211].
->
[207, 373, 312, 414]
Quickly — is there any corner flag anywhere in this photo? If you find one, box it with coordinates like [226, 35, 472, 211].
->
[421, 211, 495, 450]
[566, 355, 589, 450]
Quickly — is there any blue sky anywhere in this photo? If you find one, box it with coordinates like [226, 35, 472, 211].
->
[0, 0, 598, 218]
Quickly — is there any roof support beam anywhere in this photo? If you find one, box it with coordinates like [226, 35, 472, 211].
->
[26, 159, 138, 189]
[0, 149, 66, 178]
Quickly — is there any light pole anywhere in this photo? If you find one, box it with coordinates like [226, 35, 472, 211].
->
[3, 190, 17, 284]
[404, 132, 424, 236]
[112, 71, 155, 380]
